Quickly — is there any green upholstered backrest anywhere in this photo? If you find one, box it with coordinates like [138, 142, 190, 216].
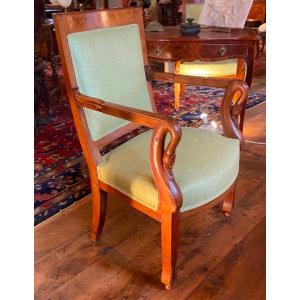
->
[186, 4, 204, 23]
[67, 24, 152, 141]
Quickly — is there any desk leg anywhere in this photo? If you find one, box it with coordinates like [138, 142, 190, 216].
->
[180, 83, 186, 97]
[164, 61, 181, 110]
[241, 47, 255, 131]
[174, 61, 181, 110]
[245, 45, 255, 88]
[236, 58, 246, 80]
[233, 58, 246, 104]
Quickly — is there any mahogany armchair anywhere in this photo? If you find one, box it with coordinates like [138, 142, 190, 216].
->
[54, 8, 248, 289]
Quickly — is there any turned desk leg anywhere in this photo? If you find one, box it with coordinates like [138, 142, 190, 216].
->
[180, 83, 186, 97]
[174, 83, 180, 110]
[174, 61, 181, 110]
[232, 59, 247, 103]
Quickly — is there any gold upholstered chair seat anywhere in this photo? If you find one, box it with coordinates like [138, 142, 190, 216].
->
[98, 127, 240, 212]
[179, 59, 239, 77]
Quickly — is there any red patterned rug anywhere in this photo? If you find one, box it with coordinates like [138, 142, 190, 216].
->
[34, 61, 266, 225]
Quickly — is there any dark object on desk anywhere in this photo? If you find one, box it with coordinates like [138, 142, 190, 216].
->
[245, 19, 262, 29]
[179, 18, 200, 36]
[158, 0, 181, 26]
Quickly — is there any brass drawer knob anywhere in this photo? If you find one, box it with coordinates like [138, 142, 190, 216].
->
[154, 47, 162, 57]
[218, 46, 227, 56]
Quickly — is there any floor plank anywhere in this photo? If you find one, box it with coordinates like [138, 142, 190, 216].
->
[187, 218, 266, 300]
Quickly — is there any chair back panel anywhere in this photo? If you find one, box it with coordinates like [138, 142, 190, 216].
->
[54, 8, 155, 142]
[54, 8, 148, 89]
[68, 24, 152, 140]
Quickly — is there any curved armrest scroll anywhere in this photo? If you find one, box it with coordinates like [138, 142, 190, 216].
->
[150, 121, 183, 213]
[221, 80, 249, 150]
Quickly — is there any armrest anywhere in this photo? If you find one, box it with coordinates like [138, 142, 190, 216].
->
[74, 89, 177, 129]
[221, 80, 249, 150]
[74, 89, 183, 212]
[145, 66, 249, 150]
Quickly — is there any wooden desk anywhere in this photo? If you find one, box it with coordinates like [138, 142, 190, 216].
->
[145, 26, 259, 87]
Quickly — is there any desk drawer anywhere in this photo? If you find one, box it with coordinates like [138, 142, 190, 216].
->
[198, 44, 249, 59]
[147, 44, 184, 60]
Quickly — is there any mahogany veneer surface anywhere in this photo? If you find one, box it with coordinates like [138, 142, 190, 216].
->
[146, 27, 259, 88]
[146, 27, 259, 42]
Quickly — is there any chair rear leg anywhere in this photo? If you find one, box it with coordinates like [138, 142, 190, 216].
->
[180, 83, 186, 97]
[90, 180, 107, 242]
[174, 82, 181, 110]
[161, 212, 180, 289]
[174, 61, 182, 110]
[223, 183, 236, 217]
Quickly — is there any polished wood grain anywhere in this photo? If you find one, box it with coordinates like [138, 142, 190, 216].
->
[146, 26, 258, 89]
[146, 26, 256, 110]
[54, 8, 249, 289]
[34, 100, 266, 299]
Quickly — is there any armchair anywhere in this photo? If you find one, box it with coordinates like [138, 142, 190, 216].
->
[54, 7, 248, 289]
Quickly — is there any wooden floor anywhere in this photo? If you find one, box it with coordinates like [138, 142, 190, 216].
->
[35, 71, 266, 300]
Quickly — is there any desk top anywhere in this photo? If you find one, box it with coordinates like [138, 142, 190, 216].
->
[145, 26, 259, 42]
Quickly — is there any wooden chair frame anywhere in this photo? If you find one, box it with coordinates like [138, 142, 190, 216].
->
[53, 8, 248, 289]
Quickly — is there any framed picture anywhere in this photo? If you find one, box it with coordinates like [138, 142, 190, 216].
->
[199, 0, 254, 28]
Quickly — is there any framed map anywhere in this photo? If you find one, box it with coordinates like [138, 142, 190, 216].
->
[199, 0, 254, 28]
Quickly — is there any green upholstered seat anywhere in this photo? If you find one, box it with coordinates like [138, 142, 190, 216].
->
[97, 127, 240, 212]
[68, 24, 152, 141]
